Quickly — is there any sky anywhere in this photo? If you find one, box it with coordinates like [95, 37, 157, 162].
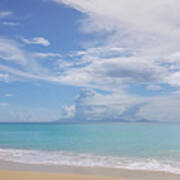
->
[1, 0, 180, 122]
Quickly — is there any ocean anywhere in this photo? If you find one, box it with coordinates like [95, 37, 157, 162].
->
[0, 122, 180, 174]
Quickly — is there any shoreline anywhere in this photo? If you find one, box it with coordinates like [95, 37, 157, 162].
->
[0, 160, 180, 180]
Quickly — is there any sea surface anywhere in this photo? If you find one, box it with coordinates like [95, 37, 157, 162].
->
[0, 122, 180, 174]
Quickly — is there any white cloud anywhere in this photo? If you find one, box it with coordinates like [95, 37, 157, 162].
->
[53, 1, 180, 36]
[47, 0, 180, 122]
[0, 37, 55, 82]
[2, 1, 180, 122]
[0, 9, 174, 92]
[34, 52, 61, 58]
[0, 3, 177, 93]
[0, 63, 59, 83]
[59, 88, 180, 122]
[21, 37, 50, 46]
[0, 37, 27, 65]
[51, 0, 180, 88]
[61, 104, 75, 119]
[0, 11, 12, 18]
[3, 21, 19, 26]
[55, 52, 168, 91]
[61, 88, 146, 121]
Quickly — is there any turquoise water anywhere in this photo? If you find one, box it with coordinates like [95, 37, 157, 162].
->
[0, 123, 180, 173]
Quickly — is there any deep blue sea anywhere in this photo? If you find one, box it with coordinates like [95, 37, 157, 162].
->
[0, 123, 180, 174]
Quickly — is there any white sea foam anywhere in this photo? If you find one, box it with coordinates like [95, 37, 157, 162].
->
[0, 148, 180, 174]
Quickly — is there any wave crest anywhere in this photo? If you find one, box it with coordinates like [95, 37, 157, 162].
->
[0, 148, 180, 174]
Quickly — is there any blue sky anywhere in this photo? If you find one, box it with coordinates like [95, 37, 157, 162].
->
[1, 0, 180, 122]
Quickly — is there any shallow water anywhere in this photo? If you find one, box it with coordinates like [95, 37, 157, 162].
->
[0, 122, 180, 174]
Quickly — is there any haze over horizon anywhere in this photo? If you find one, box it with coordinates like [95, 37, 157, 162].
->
[1, 0, 180, 122]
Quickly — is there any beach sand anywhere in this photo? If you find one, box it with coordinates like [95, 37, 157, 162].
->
[0, 160, 180, 180]
[0, 170, 129, 180]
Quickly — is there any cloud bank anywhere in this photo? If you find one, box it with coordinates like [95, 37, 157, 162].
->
[1, 1, 180, 122]
[61, 89, 180, 122]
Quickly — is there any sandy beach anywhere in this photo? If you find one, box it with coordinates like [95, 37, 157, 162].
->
[0, 160, 180, 180]
[0, 170, 128, 180]
[0, 169, 180, 180]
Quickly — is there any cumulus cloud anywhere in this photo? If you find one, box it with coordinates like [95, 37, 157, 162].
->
[61, 105, 76, 119]
[58, 88, 180, 122]
[59, 88, 146, 121]
[21, 37, 50, 46]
